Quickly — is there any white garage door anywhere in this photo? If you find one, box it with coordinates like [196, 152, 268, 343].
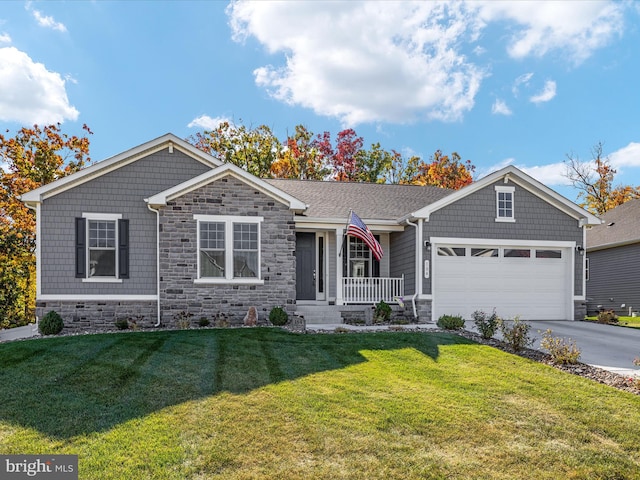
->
[433, 244, 571, 321]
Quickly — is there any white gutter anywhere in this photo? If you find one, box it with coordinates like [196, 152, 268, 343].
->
[147, 204, 162, 327]
[404, 218, 420, 319]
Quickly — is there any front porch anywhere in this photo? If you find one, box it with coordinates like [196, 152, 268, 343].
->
[341, 275, 404, 304]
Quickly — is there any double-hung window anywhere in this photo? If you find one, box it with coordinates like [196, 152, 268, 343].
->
[495, 186, 515, 222]
[76, 213, 129, 281]
[195, 215, 263, 284]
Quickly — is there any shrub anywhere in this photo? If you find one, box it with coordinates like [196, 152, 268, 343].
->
[540, 329, 581, 364]
[39, 310, 64, 335]
[214, 313, 229, 328]
[114, 318, 129, 330]
[499, 316, 533, 352]
[373, 300, 392, 324]
[597, 310, 618, 324]
[472, 309, 499, 339]
[269, 306, 288, 326]
[437, 314, 465, 330]
[198, 316, 210, 327]
[174, 311, 193, 329]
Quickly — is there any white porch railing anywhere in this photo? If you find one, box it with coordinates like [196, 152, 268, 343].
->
[342, 275, 404, 304]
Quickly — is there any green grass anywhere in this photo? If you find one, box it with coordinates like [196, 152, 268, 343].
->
[585, 316, 640, 328]
[1, 328, 639, 479]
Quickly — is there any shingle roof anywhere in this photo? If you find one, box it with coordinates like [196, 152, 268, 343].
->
[586, 199, 640, 249]
[264, 179, 453, 220]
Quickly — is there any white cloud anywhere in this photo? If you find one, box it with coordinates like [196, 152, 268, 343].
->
[226, 0, 627, 125]
[0, 47, 79, 124]
[228, 1, 485, 126]
[491, 99, 512, 115]
[27, 4, 67, 32]
[530, 80, 556, 104]
[480, 157, 570, 187]
[609, 142, 640, 168]
[477, 1, 625, 64]
[512, 72, 533, 96]
[0, 32, 11, 44]
[187, 115, 232, 130]
[521, 162, 571, 186]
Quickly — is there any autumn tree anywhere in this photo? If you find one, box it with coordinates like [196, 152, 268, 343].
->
[392, 150, 474, 189]
[270, 125, 329, 180]
[0, 124, 92, 327]
[189, 121, 280, 178]
[564, 142, 640, 215]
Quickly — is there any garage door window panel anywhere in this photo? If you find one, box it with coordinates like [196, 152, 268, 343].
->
[437, 247, 466, 256]
[504, 249, 531, 258]
[471, 248, 498, 257]
[536, 249, 562, 259]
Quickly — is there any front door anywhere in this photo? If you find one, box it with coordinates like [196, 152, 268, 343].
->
[296, 232, 316, 300]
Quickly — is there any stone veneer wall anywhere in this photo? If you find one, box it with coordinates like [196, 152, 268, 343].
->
[35, 301, 157, 331]
[159, 176, 297, 327]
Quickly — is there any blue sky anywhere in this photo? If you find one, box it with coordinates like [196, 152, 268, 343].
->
[1, 1, 640, 201]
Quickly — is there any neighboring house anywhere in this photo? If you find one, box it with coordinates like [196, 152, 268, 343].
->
[21, 134, 600, 330]
[586, 199, 640, 316]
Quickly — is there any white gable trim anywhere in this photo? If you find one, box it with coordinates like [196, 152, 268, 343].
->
[410, 165, 601, 226]
[145, 162, 307, 212]
[21, 133, 222, 205]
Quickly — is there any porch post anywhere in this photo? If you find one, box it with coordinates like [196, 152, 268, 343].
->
[336, 227, 344, 305]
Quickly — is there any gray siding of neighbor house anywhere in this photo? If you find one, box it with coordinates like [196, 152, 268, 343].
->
[39, 149, 212, 295]
[158, 176, 296, 325]
[586, 243, 640, 316]
[422, 181, 584, 297]
[390, 228, 415, 296]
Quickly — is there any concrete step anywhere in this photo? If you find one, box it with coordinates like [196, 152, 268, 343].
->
[295, 306, 343, 324]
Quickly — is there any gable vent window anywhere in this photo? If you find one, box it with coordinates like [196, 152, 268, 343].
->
[495, 186, 515, 222]
[76, 213, 128, 282]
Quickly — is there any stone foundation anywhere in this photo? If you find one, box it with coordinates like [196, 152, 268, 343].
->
[36, 300, 158, 332]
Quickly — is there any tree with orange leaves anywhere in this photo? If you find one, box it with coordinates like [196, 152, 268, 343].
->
[395, 150, 474, 189]
[0, 124, 92, 327]
[564, 142, 640, 215]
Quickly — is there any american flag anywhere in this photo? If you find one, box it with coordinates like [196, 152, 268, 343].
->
[346, 211, 383, 261]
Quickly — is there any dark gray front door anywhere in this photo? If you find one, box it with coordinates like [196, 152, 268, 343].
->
[296, 232, 316, 300]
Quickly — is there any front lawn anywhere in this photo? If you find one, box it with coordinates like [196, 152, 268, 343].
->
[1, 328, 639, 479]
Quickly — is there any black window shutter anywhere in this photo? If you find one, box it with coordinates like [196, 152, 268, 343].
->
[118, 219, 129, 279]
[75, 218, 86, 278]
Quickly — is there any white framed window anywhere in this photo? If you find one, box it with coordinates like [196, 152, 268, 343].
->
[495, 186, 515, 222]
[585, 257, 590, 281]
[79, 213, 124, 282]
[195, 215, 264, 284]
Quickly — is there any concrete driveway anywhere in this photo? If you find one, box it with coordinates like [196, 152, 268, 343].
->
[466, 319, 640, 378]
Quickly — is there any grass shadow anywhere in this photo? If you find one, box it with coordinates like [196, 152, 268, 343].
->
[0, 328, 473, 439]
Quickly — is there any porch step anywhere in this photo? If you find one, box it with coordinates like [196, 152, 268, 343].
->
[295, 305, 343, 325]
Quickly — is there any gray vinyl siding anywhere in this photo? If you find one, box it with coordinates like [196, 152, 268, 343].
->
[390, 228, 415, 296]
[40, 149, 212, 295]
[422, 181, 584, 296]
[586, 243, 640, 315]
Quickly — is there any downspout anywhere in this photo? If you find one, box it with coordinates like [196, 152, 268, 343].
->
[404, 218, 420, 319]
[147, 204, 162, 327]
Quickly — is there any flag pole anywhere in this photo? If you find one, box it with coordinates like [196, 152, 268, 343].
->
[339, 209, 352, 258]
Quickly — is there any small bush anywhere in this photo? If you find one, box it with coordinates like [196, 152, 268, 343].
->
[198, 316, 210, 327]
[269, 306, 288, 326]
[597, 310, 618, 324]
[214, 313, 229, 328]
[472, 309, 499, 339]
[540, 329, 581, 364]
[499, 316, 533, 352]
[39, 310, 64, 335]
[373, 300, 392, 324]
[174, 311, 193, 329]
[114, 318, 129, 330]
[437, 314, 465, 330]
